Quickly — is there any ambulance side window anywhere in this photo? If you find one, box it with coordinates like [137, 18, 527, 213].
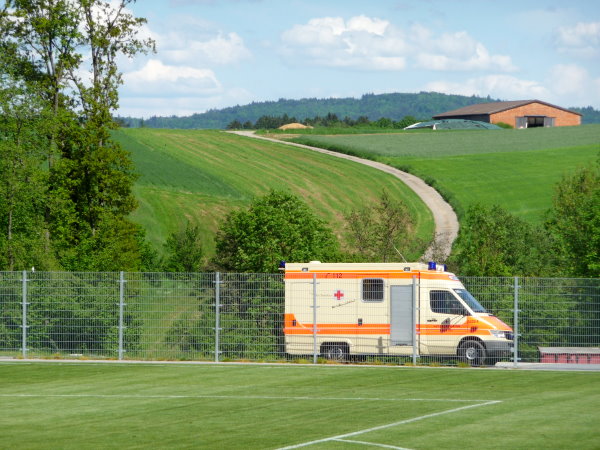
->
[362, 278, 384, 302]
[430, 290, 464, 315]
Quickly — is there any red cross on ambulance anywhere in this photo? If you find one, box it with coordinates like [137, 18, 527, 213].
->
[334, 290, 344, 300]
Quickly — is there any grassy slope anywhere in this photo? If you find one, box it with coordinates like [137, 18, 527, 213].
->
[292, 125, 600, 222]
[113, 129, 434, 259]
[1, 363, 598, 449]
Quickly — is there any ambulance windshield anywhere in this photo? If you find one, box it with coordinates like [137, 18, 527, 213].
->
[454, 289, 487, 313]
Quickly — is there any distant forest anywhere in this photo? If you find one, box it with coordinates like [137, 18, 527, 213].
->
[117, 92, 600, 129]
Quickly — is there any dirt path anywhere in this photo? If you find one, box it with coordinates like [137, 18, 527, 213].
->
[228, 130, 459, 260]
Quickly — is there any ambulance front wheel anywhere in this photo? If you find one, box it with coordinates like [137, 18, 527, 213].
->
[321, 343, 349, 362]
[458, 340, 487, 366]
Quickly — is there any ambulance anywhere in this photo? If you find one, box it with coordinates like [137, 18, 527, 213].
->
[283, 261, 513, 365]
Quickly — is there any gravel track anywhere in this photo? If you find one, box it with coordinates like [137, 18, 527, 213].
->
[228, 131, 459, 260]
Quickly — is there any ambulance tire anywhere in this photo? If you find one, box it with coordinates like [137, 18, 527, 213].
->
[458, 340, 487, 366]
[322, 343, 348, 362]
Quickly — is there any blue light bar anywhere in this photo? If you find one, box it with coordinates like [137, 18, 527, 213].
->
[428, 261, 436, 270]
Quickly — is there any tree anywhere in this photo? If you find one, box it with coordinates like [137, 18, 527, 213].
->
[450, 204, 556, 276]
[395, 115, 418, 129]
[163, 222, 204, 272]
[0, 35, 59, 270]
[374, 117, 393, 128]
[1, 0, 155, 271]
[546, 157, 600, 277]
[226, 119, 242, 130]
[345, 190, 414, 262]
[213, 190, 339, 272]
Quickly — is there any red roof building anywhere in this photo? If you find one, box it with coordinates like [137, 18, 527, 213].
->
[433, 100, 581, 128]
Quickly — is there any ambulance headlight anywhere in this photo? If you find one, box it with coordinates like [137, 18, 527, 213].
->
[489, 330, 507, 339]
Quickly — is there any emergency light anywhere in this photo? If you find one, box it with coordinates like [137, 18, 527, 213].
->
[428, 261, 448, 272]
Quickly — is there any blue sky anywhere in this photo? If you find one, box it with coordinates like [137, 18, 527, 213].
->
[119, 0, 600, 118]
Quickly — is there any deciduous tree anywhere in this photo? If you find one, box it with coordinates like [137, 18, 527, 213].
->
[546, 157, 600, 277]
[213, 190, 339, 272]
[345, 190, 414, 262]
[0, 0, 154, 270]
[163, 222, 205, 272]
[450, 204, 556, 276]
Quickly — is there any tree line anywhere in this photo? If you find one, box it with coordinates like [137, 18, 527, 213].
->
[117, 92, 600, 130]
[225, 113, 421, 130]
[1, 2, 598, 279]
[117, 92, 500, 129]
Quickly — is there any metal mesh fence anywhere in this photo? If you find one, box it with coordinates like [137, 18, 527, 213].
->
[0, 271, 598, 366]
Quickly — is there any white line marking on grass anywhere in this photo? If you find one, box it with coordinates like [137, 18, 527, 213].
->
[333, 438, 411, 449]
[277, 400, 501, 449]
[0, 393, 494, 402]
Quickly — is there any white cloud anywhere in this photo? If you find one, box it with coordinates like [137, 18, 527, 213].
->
[555, 21, 600, 57]
[280, 16, 409, 70]
[116, 11, 253, 117]
[280, 16, 515, 73]
[548, 64, 589, 95]
[424, 65, 600, 108]
[346, 15, 389, 36]
[123, 59, 222, 97]
[424, 75, 549, 100]
[158, 31, 252, 66]
[119, 60, 260, 117]
[416, 31, 516, 72]
[119, 86, 256, 118]
[546, 64, 600, 106]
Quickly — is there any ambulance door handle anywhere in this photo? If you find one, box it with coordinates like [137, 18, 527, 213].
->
[427, 319, 437, 322]
[358, 318, 363, 326]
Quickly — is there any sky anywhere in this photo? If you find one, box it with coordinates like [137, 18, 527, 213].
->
[118, 0, 600, 118]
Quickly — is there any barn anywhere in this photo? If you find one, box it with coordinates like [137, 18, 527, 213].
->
[433, 100, 582, 128]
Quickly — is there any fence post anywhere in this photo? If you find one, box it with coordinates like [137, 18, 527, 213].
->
[412, 275, 418, 366]
[118, 271, 126, 360]
[21, 270, 28, 359]
[313, 273, 318, 364]
[513, 276, 520, 367]
[215, 272, 221, 363]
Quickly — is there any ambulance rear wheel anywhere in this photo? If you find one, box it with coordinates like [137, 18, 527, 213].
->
[322, 343, 348, 362]
[458, 340, 486, 366]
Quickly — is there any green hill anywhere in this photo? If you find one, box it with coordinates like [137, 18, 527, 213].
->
[113, 129, 434, 259]
[118, 92, 600, 129]
[290, 124, 600, 224]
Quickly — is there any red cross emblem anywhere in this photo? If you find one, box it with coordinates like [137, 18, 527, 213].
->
[334, 290, 344, 300]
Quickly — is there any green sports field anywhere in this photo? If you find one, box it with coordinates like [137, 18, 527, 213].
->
[1, 362, 598, 449]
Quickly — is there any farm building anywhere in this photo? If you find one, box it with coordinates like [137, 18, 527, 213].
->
[433, 100, 581, 128]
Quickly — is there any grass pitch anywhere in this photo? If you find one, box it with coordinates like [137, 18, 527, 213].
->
[1, 362, 598, 449]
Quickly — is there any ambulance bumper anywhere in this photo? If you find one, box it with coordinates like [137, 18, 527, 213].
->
[485, 340, 513, 355]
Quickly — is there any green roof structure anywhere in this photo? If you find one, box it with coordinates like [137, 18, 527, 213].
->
[404, 119, 501, 130]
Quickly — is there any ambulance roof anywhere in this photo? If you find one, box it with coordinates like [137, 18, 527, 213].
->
[285, 262, 437, 272]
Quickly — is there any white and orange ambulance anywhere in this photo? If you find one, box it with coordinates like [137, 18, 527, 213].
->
[283, 261, 513, 365]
